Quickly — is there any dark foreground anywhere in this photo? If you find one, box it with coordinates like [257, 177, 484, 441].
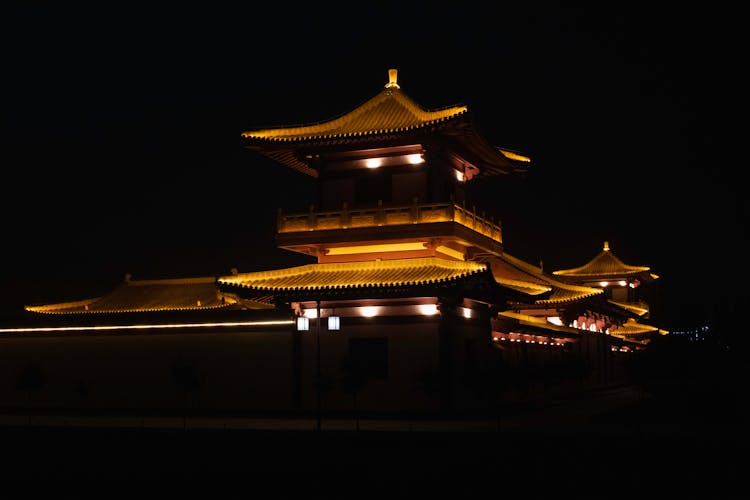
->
[0, 387, 744, 497]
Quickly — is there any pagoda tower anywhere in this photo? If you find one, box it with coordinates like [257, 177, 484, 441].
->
[241, 68, 530, 265]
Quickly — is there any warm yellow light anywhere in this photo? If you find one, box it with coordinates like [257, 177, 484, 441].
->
[618, 280, 627, 286]
[461, 307, 472, 319]
[417, 304, 439, 316]
[406, 153, 424, 164]
[546, 316, 563, 326]
[454, 170, 464, 182]
[360, 306, 378, 317]
[600, 281, 609, 287]
[436, 245, 465, 261]
[499, 149, 531, 162]
[326, 242, 426, 255]
[303, 309, 318, 319]
[0, 320, 295, 334]
[366, 158, 382, 169]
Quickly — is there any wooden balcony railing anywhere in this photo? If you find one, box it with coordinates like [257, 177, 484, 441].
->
[277, 200, 502, 244]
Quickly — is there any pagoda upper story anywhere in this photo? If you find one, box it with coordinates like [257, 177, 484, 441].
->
[241, 69, 531, 264]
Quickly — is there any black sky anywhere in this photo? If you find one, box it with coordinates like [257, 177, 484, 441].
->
[1, 3, 742, 331]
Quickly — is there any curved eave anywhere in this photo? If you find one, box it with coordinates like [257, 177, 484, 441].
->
[23, 277, 276, 315]
[488, 253, 602, 306]
[241, 110, 468, 144]
[242, 125, 530, 177]
[218, 265, 488, 294]
[24, 302, 235, 315]
[608, 299, 650, 318]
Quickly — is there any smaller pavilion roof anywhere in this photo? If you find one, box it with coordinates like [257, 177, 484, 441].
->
[552, 241, 658, 282]
[610, 318, 669, 343]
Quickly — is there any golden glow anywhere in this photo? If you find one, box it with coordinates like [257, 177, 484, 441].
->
[0, 320, 295, 334]
[278, 202, 502, 245]
[499, 149, 531, 162]
[360, 306, 378, 317]
[385, 68, 400, 89]
[461, 307, 472, 319]
[600, 281, 609, 287]
[365, 158, 382, 169]
[406, 153, 424, 164]
[436, 245, 464, 261]
[618, 280, 627, 286]
[417, 304, 439, 316]
[326, 242, 426, 255]
[220, 257, 487, 291]
[454, 170, 464, 182]
[546, 316, 563, 326]
[240, 69, 467, 142]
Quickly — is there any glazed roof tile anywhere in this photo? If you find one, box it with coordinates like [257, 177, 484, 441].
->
[240, 69, 530, 177]
[610, 318, 669, 342]
[218, 257, 487, 292]
[25, 276, 273, 315]
[553, 241, 656, 280]
[241, 70, 467, 142]
[608, 300, 650, 318]
[487, 252, 603, 305]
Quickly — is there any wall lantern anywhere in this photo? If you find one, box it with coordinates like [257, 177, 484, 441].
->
[296, 316, 310, 331]
[328, 315, 341, 331]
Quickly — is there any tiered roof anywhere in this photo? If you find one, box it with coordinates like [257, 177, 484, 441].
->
[240, 69, 530, 177]
[553, 241, 658, 282]
[217, 257, 539, 303]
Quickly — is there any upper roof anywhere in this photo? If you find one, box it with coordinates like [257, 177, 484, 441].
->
[552, 241, 659, 282]
[242, 69, 468, 142]
[240, 69, 530, 177]
[24, 276, 273, 315]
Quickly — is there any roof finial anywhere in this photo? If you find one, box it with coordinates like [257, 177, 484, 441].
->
[603, 241, 610, 251]
[385, 68, 400, 89]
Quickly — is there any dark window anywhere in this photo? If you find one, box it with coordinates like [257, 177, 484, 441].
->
[348, 338, 388, 379]
[355, 170, 390, 206]
[321, 178, 355, 210]
[392, 171, 427, 204]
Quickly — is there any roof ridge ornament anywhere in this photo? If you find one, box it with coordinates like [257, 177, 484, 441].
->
[385, 68, 400, 89]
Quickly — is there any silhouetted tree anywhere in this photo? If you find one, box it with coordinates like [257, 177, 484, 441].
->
[15, 365, 46, 425]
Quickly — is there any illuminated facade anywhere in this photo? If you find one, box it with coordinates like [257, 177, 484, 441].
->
[0, 70, 666, 418]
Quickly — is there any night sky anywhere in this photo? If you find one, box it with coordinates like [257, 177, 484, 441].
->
[1, 4, 742, 333]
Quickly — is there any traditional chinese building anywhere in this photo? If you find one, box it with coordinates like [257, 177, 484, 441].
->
[0, 70, 666, 419]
